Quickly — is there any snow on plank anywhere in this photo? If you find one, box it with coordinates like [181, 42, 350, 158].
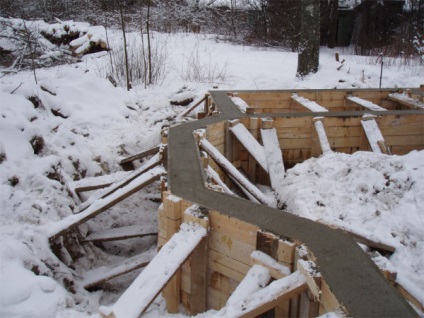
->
[99, 222, 207, 318]
[72, 171, 131, 194]
[214, 271, 307, 318]
[361, 117, 387, 154]
[84, 225, 157, 243]
[82, 248, 156, 289]
[206, 165, 236, 196]
[260, 128, 285, 194]
[200, 138, 276, 207]
[226, 265, 271, 308]
[388, 93, 424, 109]
[251, 250, 291, 279]
[119, 145, 161, 167]
[78, 153, 162, 213]
[291, 94, 328, 112]
[230, 123, 268, 172]
[313, 119, 333, 155]
[396, 273, 424, 312]
[346, 96, 387, 111]
[48, 165, 166, 241]
[230, 96, 250, 113]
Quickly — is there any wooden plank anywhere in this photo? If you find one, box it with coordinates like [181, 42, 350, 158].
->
[163, 271, 181, 313]
[83, 249, 155, 289]
[291, 94, 329, 112]
[200, 139, 275, 207]
[325, 125, 371, 138]
[297, 259, 322, 301]
[75, 182, 113, 194]
[277, 126, 314, 139]
[209, 270, 240, 298]
[369, 251, 397, 282]
[163, 192, 183, 220]
[347, 231, 396, 254]
[99, 223, 207, 318]
[181, 96, 207, 117]
[274, 117, 314, 128]
[209, 231, 256, 268]
[345, 96, 387, 111]
[313, 119, 332, 155]
[190, 238, 209, 314]
[261, 128, 285, 196]
[378, 125, 424, 136]
[49, 166, 165, 242]
[327, 136, 361, 148]
[230, 123, 268, 172]
[277, 238, 297, 265]
[225, 265, 272, 308]
[78, 154, 162, 214]
[361, 118, 386, 154]
[384, 135, 424, 147]
[120, 146, 161, 166]
[320, 280, 340, 312]
[388, 94, 424, 109]
[224, 271, 308, 318]
[251, 250, 291, 279]
[278, 138, 313, 149]
[209, 211, 258, 245]
[395, 282, 424, 313]
[84, 225, 157, 242]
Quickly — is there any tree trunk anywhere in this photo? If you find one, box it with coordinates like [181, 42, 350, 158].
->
[296, 0, 320, 79]
[327, 0, 338, 48]
[146, 0, 153, 85]
[119, 2, 131, 91]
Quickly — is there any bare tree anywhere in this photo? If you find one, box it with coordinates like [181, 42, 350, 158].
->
[119, 1, 130, 91]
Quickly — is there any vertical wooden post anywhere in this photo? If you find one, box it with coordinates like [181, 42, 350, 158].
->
[311, 118, 323, 157]
[162, 192, 183, 313]
[190, 237, 209, 314]
[248, 118, 259, 183]
[183, 207, 210, 315]
[224, 120, 234, 188]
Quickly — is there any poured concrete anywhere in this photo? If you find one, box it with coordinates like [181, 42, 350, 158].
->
[168, 90, 419, 317]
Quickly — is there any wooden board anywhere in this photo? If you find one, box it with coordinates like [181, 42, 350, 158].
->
[84, 225, 157, 242]
[83, 249, 155, 289]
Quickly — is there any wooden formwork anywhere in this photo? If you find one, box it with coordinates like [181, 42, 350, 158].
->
[158, 191, 342, 317]
[235, 88, 419, 113]
[155, 87, 423, 317]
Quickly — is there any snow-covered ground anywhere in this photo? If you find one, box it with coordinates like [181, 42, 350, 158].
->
[0, 24, 423, 317]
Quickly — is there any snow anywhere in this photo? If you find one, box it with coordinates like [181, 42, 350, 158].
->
[278, 150, 424, 300]
[346, 96, 387, 111]
[99, 222, 207, 318]
[0, 21, 423, 317]
[230, 96, 249, 112]
[292, 93, 329, 112]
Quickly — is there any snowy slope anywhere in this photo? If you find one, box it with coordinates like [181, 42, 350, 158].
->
[0, 26, 423, 317]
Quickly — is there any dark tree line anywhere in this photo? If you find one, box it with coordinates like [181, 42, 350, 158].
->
[1, 0, 422, 53]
